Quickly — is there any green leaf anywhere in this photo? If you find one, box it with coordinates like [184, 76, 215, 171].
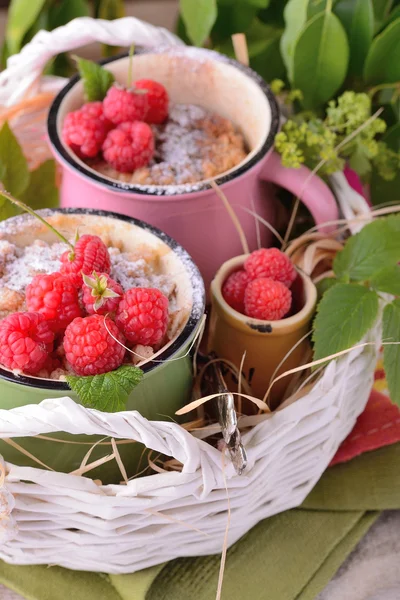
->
[364, 18, 400, 84]
[6, 0, 47, 55]
[98, 0, 125, 19]
[313, 283, 379, 361]
[348, 140, 372, 176]
[74, 56, 115, 102]
[247, 0, 270, 6]
[372, 0, 394, 31]
[20, 160, 59, 210]
[66, 365, 144, 413]
[307, 0, 330, 18]
[211, 2, 257, 42]
[292, 10, 349, 109]
[48, 0, 89, 29]
[334, 215, 400, 281]
[281, 0, 309, 81]
[316, 277, 338, 298]
[370, 265, 400, 295]
[383, 299, 400, 407]
[380, 4, 400, 29]
[0, 194, 19, 222]
[0, 121, 30, 197]
[334, 0, 374, 74]
[180, 0, 217, 46]
[370, 123, 400, 206]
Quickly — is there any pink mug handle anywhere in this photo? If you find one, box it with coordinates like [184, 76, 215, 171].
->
[261, 151, 339, 227]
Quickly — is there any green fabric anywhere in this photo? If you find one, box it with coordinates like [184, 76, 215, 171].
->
[0, 443, 398, 600]
[296, 512, 379, 600]
[0, 564, 120, 600]
[303, 444, 400, 511]
[109, 565, 165, 599]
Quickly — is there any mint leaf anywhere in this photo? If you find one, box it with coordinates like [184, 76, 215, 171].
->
[382, 300, 400, 408]
[334, 215, 400, 282]
[0, 121, 30, 197]
[180, 0, 217, 46]
[370, 265, 400, 296]
[66, 365, 144, 413]
[21, 160, 59, 210]
[313, 283, 379, 361]
[74, 56, 115, 102]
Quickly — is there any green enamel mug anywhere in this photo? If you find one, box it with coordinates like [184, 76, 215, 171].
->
[0, 209, 205, 483]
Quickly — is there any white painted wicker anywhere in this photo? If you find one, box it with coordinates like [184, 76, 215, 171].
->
[0, 17, 379, 574]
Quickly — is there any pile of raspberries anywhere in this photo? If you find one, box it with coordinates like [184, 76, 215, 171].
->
[222, 248, 297, 321]
[0, 235, 169, 378]
[62, 80, 169, 173]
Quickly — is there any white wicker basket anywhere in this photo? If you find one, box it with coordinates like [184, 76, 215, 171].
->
[0, 17, 378, 574]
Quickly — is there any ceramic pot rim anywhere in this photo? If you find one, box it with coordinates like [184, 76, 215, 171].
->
[47, 46, 280, 197]
[0, 208, 206, 391]
[211, 255, 317, 334]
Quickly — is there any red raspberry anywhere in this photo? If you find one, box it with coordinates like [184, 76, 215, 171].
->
[244, 248, 297, 288]
[82, 271, 123, 315]
[0, 312, 54, 374]
[222, 270, 250, 313]
[115, 287, 169, 347]
[26, 272, 82, 333]
[244, 278, 292, 321]
[135, 79, 169, 124]
[102, 121, 154, 173]
[103, 84, 148, 125]
[60, 235, 111, 283]
[64, 314, 126, 376]
[62, 102, 112, 158]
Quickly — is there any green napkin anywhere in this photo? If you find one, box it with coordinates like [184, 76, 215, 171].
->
[0, 443, 398, 600]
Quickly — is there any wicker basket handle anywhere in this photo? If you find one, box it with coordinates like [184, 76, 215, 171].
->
[0, 397, 204, 473]
[0, 16, 184, 107]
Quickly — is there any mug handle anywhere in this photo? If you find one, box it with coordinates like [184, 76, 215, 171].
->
[260, 151, 339, 227]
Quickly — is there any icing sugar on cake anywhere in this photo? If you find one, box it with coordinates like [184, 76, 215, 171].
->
[91, 103, 248, 188]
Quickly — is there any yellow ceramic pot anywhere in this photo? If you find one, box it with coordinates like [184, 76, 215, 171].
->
[208, 255, 317, 405]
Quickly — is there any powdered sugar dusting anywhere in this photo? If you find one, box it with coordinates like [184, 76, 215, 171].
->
[90, 103, 247, 190]
[1, 240, 69, 292]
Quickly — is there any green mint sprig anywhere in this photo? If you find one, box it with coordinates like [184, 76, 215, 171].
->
[312, 214, 400, 407]
[74, 55, 115, 102]
[0, 122, 59, 222]
[66, 365, 144, 413]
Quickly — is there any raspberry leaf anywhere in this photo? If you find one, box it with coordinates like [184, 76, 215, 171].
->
[370, 265, 400, 296]
[0, 121, 30, 197]
[20, 159, 59, 210]
[333, 215, 400, 282]
[312, 283, 379, 361]
[66, 365, 144, 412]
[74, 55, 115, 102]
[382, 300, 400, 408]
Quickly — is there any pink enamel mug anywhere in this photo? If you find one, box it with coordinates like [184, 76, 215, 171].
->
[48, 46, 338, 288]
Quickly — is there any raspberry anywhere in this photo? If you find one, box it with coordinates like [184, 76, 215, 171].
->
[102, 121, 154, 173]
[135, 79, 169, 124]
[62, 102, 111, 158]
[244, 278, 292, 321]
[64, 314, 126, 376]
[26, 272, 82, 333]
[222, 270, 250, 313]
[60, 235, 111, 283]
[115, 287, 169, 347]
[0, 312, 54, 374]
[82, 271, 123, 315]
[244, 248, 297, 288]
[103, 84, 148, 125]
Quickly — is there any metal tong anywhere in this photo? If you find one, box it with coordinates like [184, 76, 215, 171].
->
[200, 356, 248, 475]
